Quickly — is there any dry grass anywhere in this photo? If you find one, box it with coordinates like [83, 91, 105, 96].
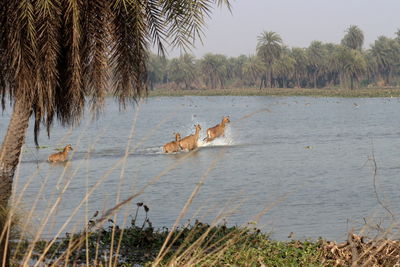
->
[322, 233, 400, 266]
[2, 99, 400, 266]
[1, 101, 233, 266]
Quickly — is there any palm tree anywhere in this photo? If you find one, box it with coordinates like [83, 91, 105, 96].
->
[256, 31, 282, 88]
[168, 54, 197, 89]
[307, 41, 326, 88]
[341, 25, 364, 51]
[147, 53, 168, 90]
[232, 55, 248, 81]
[273, 48, 295, 88]
[199, 53, 228, 89]
[343, 49, 367, 90]
[290, 47, 308, 88]
[325, 44, 342, 87]
[242, 55, 265, 87]
[0, 0, 231, 264]
[364, 51, 379, 85]
[370, 36, 400, 85]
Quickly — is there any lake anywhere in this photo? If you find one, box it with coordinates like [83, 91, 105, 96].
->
[1, 96, 400, 242]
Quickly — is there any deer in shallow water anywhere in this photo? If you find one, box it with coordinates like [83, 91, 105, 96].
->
[203, 116, 230, 142]
[48, 144, 73, 163]
[179, 124, 201, 151]
[163, 133, 181, 153]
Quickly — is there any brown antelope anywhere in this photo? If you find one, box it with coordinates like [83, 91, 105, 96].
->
[179, 124, 201, 151]
[203, 116, 230, 142]
[163, 133, 181, 153]
[48, 144, 73, 163]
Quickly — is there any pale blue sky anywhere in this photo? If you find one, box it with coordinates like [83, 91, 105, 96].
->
[168, 0, 400, 57]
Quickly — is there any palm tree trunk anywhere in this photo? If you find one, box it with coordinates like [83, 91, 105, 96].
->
[339, 72, 344, 89]
[0, 99, 31, 267]
[387, 67, 392, 85]
[259, 74, 266, 90]
[269, 69, 273, 88]
[350, 75, 354, 90]
[313, 72, 317, 89]
[150, 80, 154, 91]
[264, 74, 267, 88]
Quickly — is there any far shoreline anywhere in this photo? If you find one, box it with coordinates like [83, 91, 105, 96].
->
[147, 87, 400, 98]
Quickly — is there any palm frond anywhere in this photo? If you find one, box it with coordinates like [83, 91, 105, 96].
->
[81, 0, 111, 114]
[110, 0, 149, 106]
[34, 0, 62, 144]
[144, 0, 167, 56]
[215, 0, 232, 11]
[55, 0, 84, 126]
[0, 0, 7, 111]
[6, 0, 38, 100]
[161, 0, 212, 51]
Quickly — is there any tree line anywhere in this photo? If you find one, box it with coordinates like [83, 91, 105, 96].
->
[147, 25, 400, 90]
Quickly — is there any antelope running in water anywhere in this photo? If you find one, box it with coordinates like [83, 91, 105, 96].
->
[203, 116, 230, 142]
[163, 133, 181, 153]
[179, 124, 201, 151]
[48, 144, 73, 163]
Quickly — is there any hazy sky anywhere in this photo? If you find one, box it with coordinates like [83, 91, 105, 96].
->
[168, 0, 399, 58]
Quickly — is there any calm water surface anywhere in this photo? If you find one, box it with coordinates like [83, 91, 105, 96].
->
[1, 96, 400, 241]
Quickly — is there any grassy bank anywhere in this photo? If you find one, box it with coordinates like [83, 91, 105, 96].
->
[11, 206, 400, 266]
[13, 220, 323, 266]
[13, 221, 400, 266]
[148, 87, 400, 98]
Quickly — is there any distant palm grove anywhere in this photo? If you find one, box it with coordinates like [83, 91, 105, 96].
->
[147, 26, 400, 90]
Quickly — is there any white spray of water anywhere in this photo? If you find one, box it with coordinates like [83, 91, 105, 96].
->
[197, 125, 234, 147]
[157, 117, 235, 154]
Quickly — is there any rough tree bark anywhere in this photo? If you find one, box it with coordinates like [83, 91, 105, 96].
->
[0, 99, 32, 267]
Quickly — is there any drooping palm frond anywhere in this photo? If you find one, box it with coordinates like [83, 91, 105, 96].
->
[144, 0, 167, 56]
[0, 0, 7, 110]
[5, 0, 38, 103]
[0, 0, 231, 144]
[161, 0, 213, 51]
[34, 0, 62, 144]
[80, 0, 111, 114]
[55, 0, 84, 127]
[0, 2, 7, 111]
[110, 0, 149, 106]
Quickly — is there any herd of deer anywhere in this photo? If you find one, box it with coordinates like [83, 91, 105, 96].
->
[47, 116, 230, 163]
[162, 116, 230, 153]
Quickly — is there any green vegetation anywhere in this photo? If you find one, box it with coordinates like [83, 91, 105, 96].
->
[13, 224, 323, 266]
[9, 204, 400, 266]
[11, 204, 323, 266]
[196, 236, 322, 266]
[147, 25, 400, 91]
[148, 87, 400, 98]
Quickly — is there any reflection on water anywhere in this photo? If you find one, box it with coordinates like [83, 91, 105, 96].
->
[1, 96, 400, 241]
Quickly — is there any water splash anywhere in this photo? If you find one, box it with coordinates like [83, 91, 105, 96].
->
[197, 126, 234, 147]
[197, 136, 234, 147]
